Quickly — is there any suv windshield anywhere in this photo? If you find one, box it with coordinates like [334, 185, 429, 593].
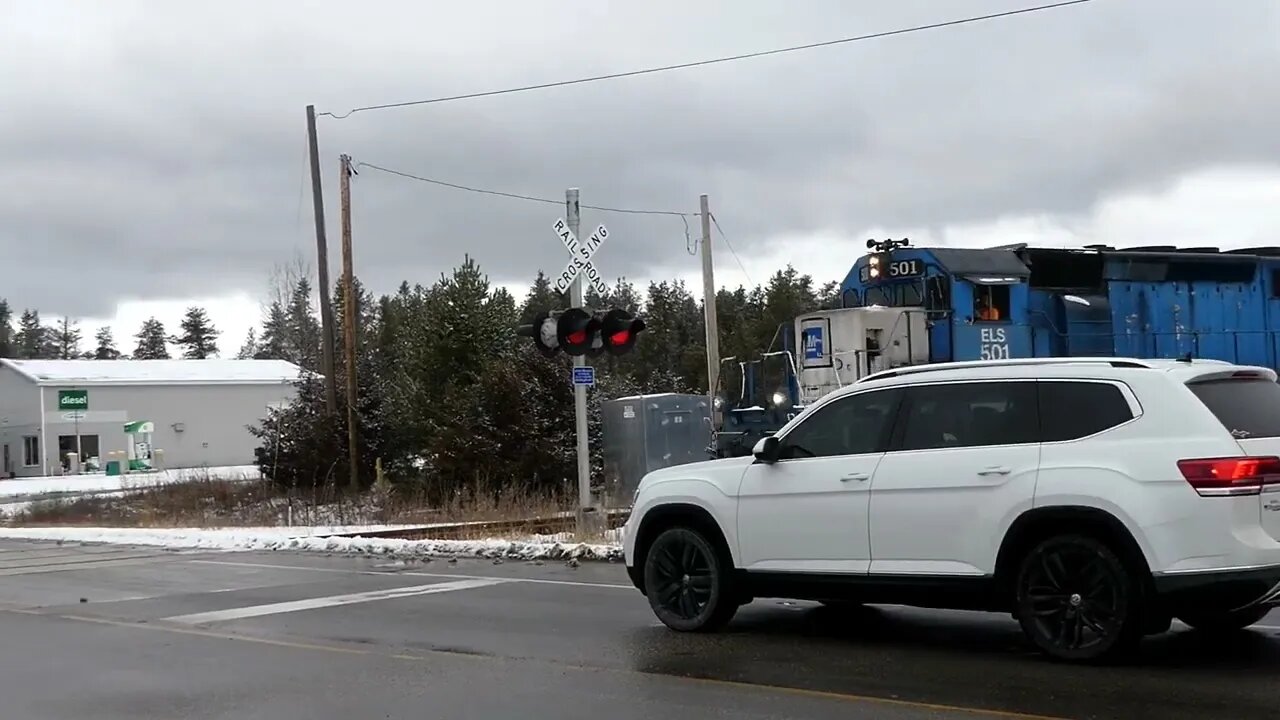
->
[1186, 377, 1280, 439]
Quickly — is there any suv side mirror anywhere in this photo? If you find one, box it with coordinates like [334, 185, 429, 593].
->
[752, 435, 780, 463]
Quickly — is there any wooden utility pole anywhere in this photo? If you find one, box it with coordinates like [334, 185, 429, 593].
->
[339, 153, 359, 488]
[699, 194, 720, 420]
[305, 105, 338, 414]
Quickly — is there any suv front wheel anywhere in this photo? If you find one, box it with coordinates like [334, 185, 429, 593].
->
[1014, 534, 1144, 662]
[643, 526, 737, 632]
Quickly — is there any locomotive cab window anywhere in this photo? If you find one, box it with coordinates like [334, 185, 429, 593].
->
[973, 284, 1010, 322]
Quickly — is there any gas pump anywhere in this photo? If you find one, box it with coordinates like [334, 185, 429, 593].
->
[124, 420, 155, 472]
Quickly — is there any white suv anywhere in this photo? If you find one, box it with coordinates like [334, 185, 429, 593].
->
[622, 357, 1280, 662]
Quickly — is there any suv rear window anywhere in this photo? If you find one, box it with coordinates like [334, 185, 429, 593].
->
[1187, 378, 1280, 439]
[1038, 381, 1134, 442]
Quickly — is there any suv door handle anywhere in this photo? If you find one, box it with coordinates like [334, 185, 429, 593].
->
[977, 466, 1012, 476]
[840, 472, 870, 482]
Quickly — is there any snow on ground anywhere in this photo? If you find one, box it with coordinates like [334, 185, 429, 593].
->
[0, 524, 625, 562]
[0, 465, 259, 500]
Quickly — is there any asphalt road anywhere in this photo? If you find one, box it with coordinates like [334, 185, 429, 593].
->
[0, 540, 1275, 719]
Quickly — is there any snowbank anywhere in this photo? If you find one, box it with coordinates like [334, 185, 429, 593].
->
[0, 465, 260, 500]
[0, 525, 625, 562]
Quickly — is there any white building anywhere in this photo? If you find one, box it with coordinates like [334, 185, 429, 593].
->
[0, 359, 304, 478]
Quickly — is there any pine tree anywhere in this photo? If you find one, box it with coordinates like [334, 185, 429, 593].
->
[254, 302, 290, 360]
[0, 299, 11, 358]
[51, 317, 82, 359]
[519, 271, 562, 325]
[173, 306, 219, 359]
[286, 278, 321, 371]
[92, 326, 121, 359]
[14, 310, 47, 359]
[133, 318, 171, 359]
[237, 328, 259, 359]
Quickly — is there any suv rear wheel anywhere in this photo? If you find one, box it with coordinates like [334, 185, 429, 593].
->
[1014, 534, 1144, 662]
[1177, 606, 1271, 633]
[643, 526, 737, 632]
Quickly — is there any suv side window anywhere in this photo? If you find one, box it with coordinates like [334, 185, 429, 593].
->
[778, 388, 902, 459]
[897, 381, 1038, 450]
[1038, 381, 1134, 441]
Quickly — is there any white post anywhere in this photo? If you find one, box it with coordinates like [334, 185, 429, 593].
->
[567, 189, 592, 514]
[37, 387, 47, 476]
[700, 195, 720, 420]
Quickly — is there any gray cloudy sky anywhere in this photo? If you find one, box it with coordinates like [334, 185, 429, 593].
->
[3, 0, 1279, 323]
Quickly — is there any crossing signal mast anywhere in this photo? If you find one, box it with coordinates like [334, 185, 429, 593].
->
[518, 308, 646, 357]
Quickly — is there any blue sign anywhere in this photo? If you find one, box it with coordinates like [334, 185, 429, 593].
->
[802, 327, 824, 361]
[571, 366, 596, 387]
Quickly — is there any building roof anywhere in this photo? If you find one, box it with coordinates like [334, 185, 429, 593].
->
[0, 359, 306, 387]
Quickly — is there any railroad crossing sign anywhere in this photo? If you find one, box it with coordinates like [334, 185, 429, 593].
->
[553, 218, 609, 296]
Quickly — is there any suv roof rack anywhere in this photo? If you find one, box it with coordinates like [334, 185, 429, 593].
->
[858, 357, 1157, 383]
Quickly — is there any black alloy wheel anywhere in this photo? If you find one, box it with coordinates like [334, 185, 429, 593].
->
[1015, 534, 1142, 662]
[643, 527, 736, 632]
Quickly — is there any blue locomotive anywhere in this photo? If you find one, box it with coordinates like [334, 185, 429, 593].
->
[711, 239, 1280, 457]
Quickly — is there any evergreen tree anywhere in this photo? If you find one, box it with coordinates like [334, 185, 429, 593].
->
[236, 328, 259, 359]
[518, 271, 562, 325]
[254, 302, 290, 360]
[92, 326, 121, 360]
[14, 310, 47, 359]
[51, 317, 81, 359]
[173, 306, 219, 359]
[0, 299, 11, 358]
[286, 278, 322, 371]
[133, 318, 171, 359]
[817, 280, 842, 310]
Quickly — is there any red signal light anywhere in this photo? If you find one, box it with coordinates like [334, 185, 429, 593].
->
[598, 308, 645, 356]
[567, 330, 587, 345]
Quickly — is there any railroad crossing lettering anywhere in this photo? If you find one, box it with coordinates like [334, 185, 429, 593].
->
[552, 219, 609, 296]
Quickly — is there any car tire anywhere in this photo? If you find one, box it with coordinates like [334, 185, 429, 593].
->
[1014, 534, 1144, 662]
[643, 526, 737, 632]
[1176, 606, 1271, 633]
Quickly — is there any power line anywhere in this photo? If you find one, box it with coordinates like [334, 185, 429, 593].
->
[709, 213, 755, 289]
[319, 0, 1095, 119]
[355, 161, 694, 217]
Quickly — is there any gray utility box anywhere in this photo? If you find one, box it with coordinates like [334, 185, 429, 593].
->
[600, 393, 712, 507]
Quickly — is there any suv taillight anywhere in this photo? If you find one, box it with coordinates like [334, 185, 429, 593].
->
[1177, 456, 1280, 497]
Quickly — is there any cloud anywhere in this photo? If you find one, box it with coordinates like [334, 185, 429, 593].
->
[1, 0, 1278, 321]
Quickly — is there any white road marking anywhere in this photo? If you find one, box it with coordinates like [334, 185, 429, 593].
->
[163, 577, 508, 625]
[188, 558, 636, 590]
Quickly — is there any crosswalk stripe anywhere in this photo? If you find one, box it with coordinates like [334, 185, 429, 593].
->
[162, 577, 508, 625]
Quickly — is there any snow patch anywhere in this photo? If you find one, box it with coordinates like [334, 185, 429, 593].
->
[0, 525, 624, 562]
[0, 465, 260, 500]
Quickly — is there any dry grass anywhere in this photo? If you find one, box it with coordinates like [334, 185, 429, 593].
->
[6, 475, 578, 535]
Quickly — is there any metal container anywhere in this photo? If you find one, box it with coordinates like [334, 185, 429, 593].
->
[600, 393, 712, 507]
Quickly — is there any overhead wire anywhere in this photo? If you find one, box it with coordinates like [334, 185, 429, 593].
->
[318, 0, 1095, 119]
[355, 161, 693, 217]
[709, 213, 755, 289]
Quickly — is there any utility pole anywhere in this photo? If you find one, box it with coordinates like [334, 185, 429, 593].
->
[567, 189, 593, 520]
[305, 104, 338, 415]
[700, 194, 721, 422]
[339, 154, 359, 489]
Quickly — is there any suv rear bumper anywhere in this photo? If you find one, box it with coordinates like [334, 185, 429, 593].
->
[1152, 565, 1280, 612]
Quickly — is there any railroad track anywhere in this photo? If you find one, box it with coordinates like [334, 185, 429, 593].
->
[330, 508, 631, 541]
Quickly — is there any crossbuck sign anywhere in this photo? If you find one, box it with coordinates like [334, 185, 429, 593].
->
[553, 219, 609, 296]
